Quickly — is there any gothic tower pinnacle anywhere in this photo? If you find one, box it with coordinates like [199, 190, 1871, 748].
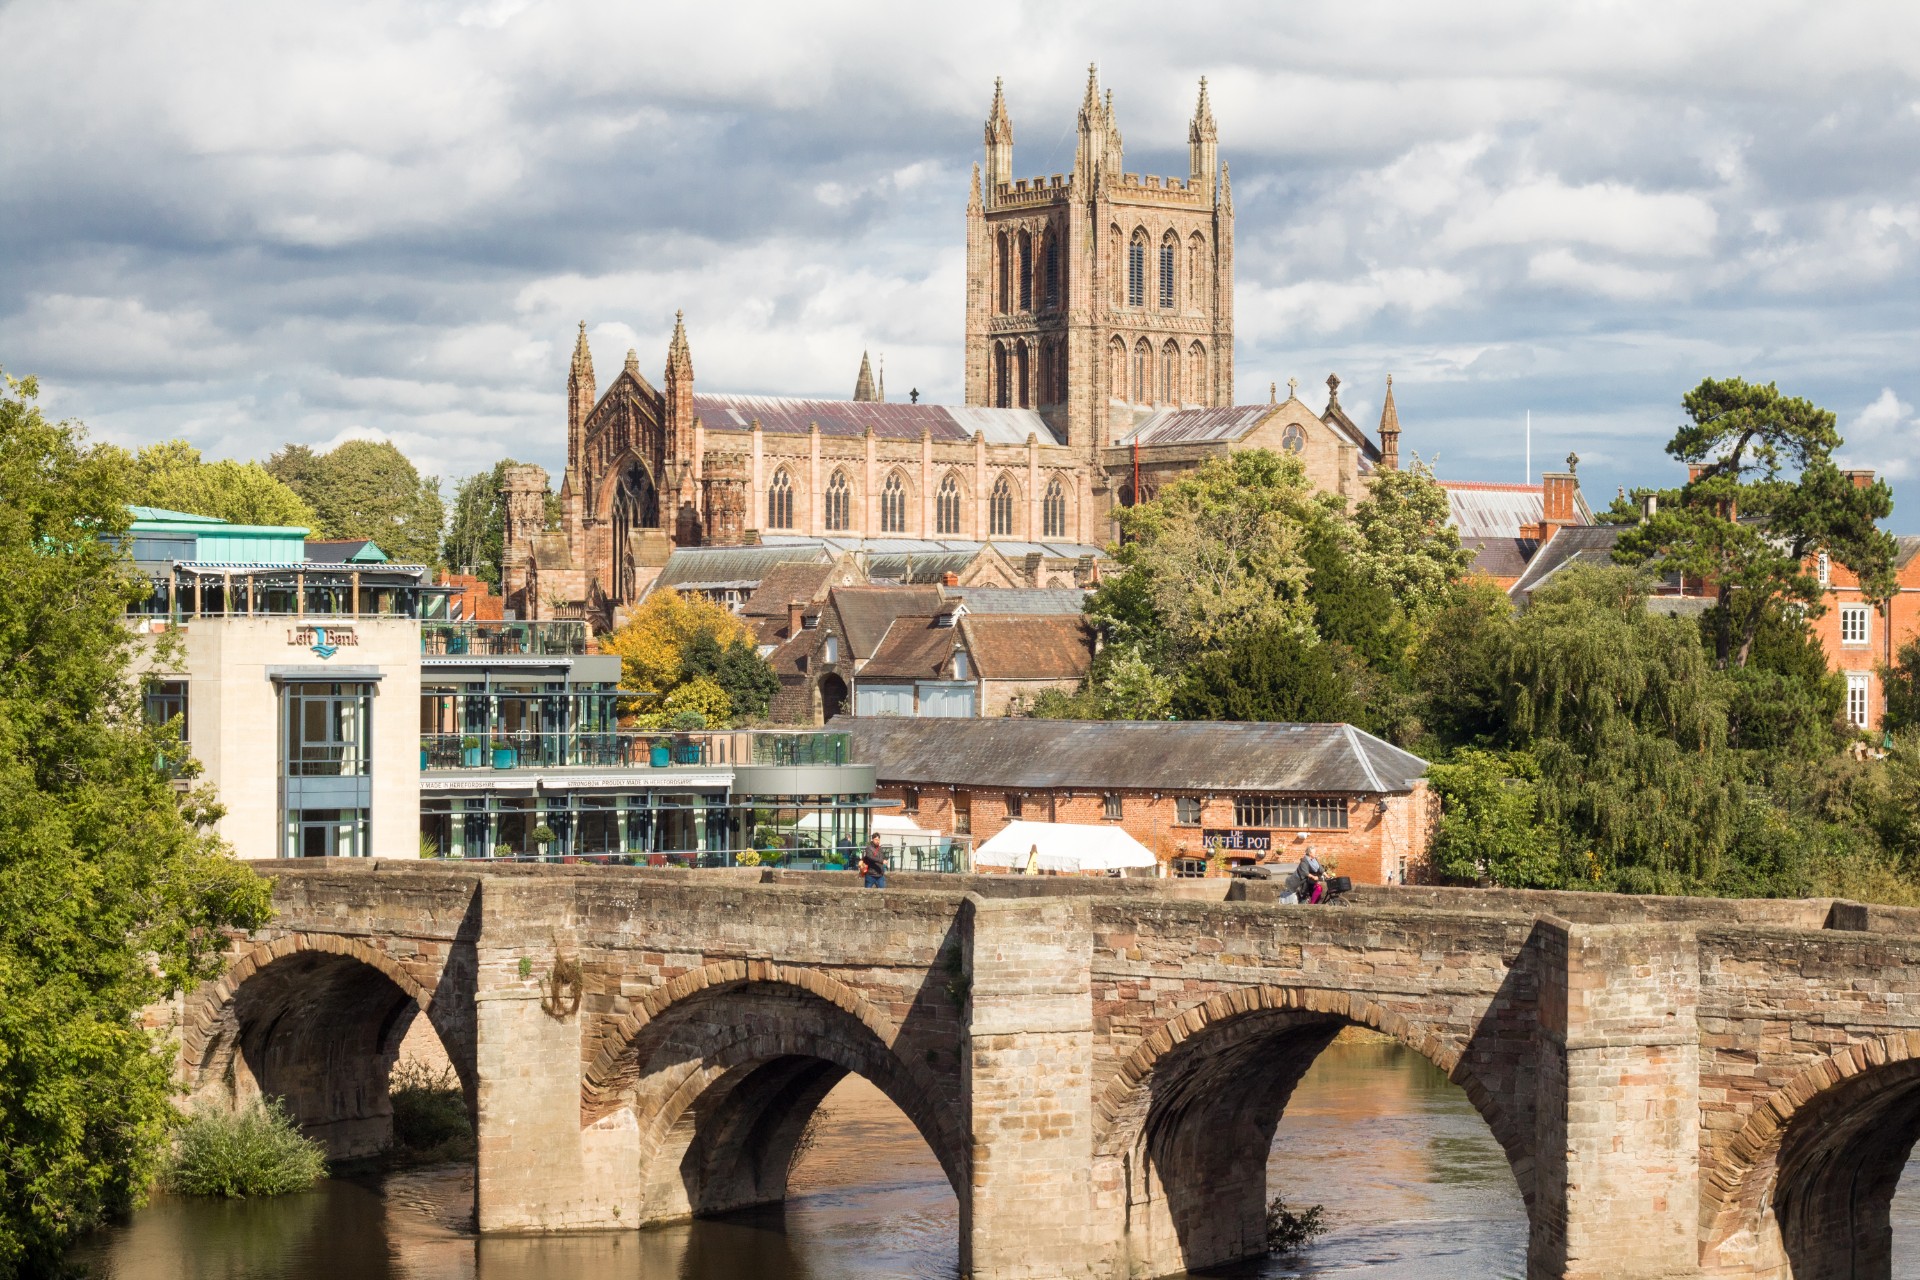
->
[854, 350, 880, 402]
[1190, 77, 1218, 200]
[664, 310, 695, 462]
[1073, 64, 1103, 188]
[1377, 374, 1402, 472]
[984, 76, 1013, 195]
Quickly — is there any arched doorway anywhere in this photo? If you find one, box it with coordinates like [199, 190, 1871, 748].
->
[819, 674, 847, 723]
[611, 461, 660, 606]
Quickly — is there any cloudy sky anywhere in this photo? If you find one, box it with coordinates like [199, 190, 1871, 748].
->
[4, 1, 1918, 528]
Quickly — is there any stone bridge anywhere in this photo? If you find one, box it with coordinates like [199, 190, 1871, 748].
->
[174, 861, 1920, 1279]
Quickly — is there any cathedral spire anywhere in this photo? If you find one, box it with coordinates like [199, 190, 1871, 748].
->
[985, 76, 1012, 144]
[1377, 374, 1401, 472]
[1073, 63, 1103, 187]
[571, 320, 594, 377]
[667, 309, 693, 379]
[854, 350, 879, 402]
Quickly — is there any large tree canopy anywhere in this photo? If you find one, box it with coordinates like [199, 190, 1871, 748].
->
[112, 439, 315, 528]
[0, 372, 272, 1275]
[600, 588, 778, 726]
[1613, 377, 1897, 667]
[267, 439, 445, 566]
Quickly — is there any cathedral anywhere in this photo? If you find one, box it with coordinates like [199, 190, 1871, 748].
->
[503, 67, 1402, 628]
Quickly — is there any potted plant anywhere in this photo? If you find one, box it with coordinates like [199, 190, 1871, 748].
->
[530, 824, 557, 862]
[492, 841, 512, 859]
[490, 739, 516, 769]
[649, 735, 671, 768]
[671, 710, 706, 764]
[420, 739, 430, 770]
[460, 735, 483, 768]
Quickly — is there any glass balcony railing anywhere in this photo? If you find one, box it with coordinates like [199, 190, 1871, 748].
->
[419, 729, 855, 772]
[421, 620, 590, 657]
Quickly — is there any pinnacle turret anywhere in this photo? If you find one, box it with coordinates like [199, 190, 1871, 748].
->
[571, 320, 594, 375]
[854, 350, 880, 402]
[1378, 374, 1402, 472]
[1190, 76, 1217, 142]
[985, 76, 1012, 145]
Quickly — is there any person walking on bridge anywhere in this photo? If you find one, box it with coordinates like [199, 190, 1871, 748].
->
[856, 832, 888, 889]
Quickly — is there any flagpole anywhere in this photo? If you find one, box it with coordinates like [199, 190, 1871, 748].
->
[1526, 410, 1532, 482]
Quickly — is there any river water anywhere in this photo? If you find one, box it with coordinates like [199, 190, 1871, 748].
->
[70, 1030, 1920, 1279]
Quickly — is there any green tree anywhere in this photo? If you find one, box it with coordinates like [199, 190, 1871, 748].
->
[1415, 580, 1516, 748]
[1884, 639, 1920, 735]
[0, 371, 273, 1274]
[268, 439, 445, 566]
[682, 631, 781, 723]
[1613, 377, 1897, 667]
[1090, 451, 1325, 664]
[1350, 458, 1474, 611]
[442, 459, 563, 587]
[1171, 626, 1363, 725]
[114, 439, 315, 528]
[1426, 750, 1562, 888]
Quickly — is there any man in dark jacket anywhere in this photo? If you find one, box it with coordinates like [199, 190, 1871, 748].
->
[857, 833, 888, 889]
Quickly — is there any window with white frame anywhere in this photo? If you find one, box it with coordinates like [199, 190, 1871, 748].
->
[1847, 672, 1872, 729]
[1817, 552, 1830, 586]
[1840, 604, 1871, 646]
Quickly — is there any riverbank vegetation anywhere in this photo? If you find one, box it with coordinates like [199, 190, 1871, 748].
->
[166, 1103, 326, 1199]
[0, 372, 275, 1276]
[388, 1060, 475, 1165]
[1039, 377, 1920, 902]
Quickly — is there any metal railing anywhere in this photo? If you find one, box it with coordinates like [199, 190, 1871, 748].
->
[423, 838, 969, 873]
[420, 728, 857, 772]
[421, 620, 590, 657]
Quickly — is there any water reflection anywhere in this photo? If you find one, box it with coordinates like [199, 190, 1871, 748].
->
[74, 1032, 1690, 1280]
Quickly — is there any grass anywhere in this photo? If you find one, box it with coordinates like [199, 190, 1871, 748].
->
[167, 1100, 326, 1198]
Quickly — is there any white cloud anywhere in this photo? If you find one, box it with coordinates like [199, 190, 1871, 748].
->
[1527, 249, 1678, 301]
[1838, 388, 1918, 482]
[1444, 178, 1718, 258]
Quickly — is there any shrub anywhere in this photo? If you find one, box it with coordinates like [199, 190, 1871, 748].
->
[389, 1059, 473, 1161]
[168, 1100, 326, 1198]
[734, 849, 762, 867]
[1265, 1196, 1328, 1254]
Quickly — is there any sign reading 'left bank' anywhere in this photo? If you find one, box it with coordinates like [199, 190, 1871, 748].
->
[288, 625, 358, 659]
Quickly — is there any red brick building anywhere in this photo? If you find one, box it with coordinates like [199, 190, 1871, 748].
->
[1810, 533, 1920, 733]
[842, 717, 1433, 884]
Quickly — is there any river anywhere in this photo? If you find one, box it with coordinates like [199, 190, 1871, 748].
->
[70, 1030, 1920, 1279]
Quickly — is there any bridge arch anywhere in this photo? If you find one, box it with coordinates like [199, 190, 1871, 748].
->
[1702, 1033, 1920, 1278]
[583, 961, 966, 1226]
[1092, 984, 1530, 1276]
[181, 935, 472, 1160]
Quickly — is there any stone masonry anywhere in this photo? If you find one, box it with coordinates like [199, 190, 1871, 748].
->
[174, 861, 1920, 1279]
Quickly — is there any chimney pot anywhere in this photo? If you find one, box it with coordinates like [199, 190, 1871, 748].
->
[942, 571, 959, 586]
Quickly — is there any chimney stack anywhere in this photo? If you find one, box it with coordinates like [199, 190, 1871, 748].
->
[1844, 468, 1876, 490]
[942, 571, 959, 587]
[787, 601, 803, 637]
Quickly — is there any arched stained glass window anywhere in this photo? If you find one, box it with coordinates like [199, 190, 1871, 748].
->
[767, 468, 793, 529]
[1044, 234, 1060, 309]
[993, 342, 1009, 408]
[996, 231, 1010, 314]
[1188, 341, 1208, 404]
[1016, 341, 1031, 409]
[1131, 339, 1150, 404]
[1282, 425, 1306, 455]
[1127, 231, 1147, 307]
[825, 469, 851, 531]
[1109, 335, 1126, 399]
[936, 473, 962, 535]
[1043, 477, 1067, 539]
[1162, 341, 1179, 405]
[880, 471, 907, 533]
[1159, 235, 1176, 309]
[990, 473, 1015, 537]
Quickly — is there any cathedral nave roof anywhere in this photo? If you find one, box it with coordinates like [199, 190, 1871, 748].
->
[692, 394, 1062, 446]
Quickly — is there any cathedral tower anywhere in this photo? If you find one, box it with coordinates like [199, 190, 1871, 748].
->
[964, 67, 1235, 458]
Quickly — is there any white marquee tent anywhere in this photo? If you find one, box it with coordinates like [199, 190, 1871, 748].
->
[973, 820, 1160, 875]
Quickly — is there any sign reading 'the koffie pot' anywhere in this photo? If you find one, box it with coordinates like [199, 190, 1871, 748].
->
[1202, 829, 1272, 854]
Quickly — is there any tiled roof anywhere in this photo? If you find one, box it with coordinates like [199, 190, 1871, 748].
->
[959, 614, 1094, 680]
[940, 587, 1089, 615]
[741, 562, 837, 617]
[841, 718, 1429, 794]
[1508, 525, 1625, 599]
[859, 617, 961, 681]
[828, 586, 945, 660]
[1897, 535, 1920, 571]
[693, 394, 1061, 446]
[1460, 536, 1537, 583]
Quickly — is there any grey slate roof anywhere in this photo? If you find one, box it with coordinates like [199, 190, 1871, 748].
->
[841, 717, 1428, 794]
[941, 587, 1089, 615]
[1507, 524, 1625, 599]
[1459, 536, 1537, 582]
[1441, 481, 1595, 538]
[654, 544, 829, 591]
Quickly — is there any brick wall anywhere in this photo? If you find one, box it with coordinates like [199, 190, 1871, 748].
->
[886, 781, 1428, 883]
